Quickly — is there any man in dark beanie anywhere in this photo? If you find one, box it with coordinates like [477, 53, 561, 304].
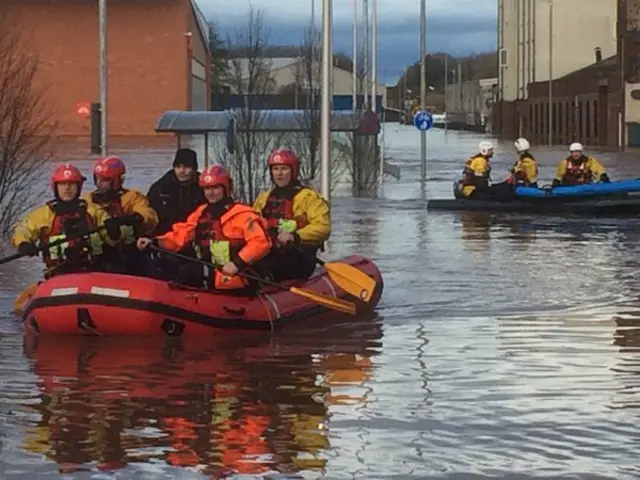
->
[146, 148, 206, 280]
[147, 148, 205, 235]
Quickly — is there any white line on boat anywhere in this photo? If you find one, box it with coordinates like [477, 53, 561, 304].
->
[50, 287, 79, 296]
[90, 287, 130, 298]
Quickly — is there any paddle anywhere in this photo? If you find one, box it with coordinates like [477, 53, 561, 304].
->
[14, 283, 38, 315]
[5, 226, 108, 315]
[0, 225, 107, 266]
[149, 245, 357, 316]
[293, 245, 376, 303]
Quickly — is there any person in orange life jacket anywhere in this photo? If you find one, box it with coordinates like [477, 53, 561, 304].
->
[83, 156, 159, 274]
[252, 148, 331, 281]
[552, 142, 610, 187]
[137, 165, 272, 293]
[11, 164, 114, 278]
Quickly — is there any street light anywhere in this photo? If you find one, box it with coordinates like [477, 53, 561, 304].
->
[99, 0, 108, 155]
[547, 0, 553, 146]
[419, 0, 426, 183]
[320, 0, 332, 202]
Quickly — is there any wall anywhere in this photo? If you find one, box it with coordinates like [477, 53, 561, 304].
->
[188, 0, 210, 111]
[6, 0, 189, 137]
[446, 78, 497, 126]
[499, 0, 617, 102]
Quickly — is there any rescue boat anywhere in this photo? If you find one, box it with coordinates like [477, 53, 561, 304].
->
[21, 255, 383, 337]
[427, 195, 640, 215]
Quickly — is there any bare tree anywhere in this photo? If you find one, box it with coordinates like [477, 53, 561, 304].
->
[224, 8, 276, 203]
[0, 14, 56, 237]
[293, 27, 321, 183]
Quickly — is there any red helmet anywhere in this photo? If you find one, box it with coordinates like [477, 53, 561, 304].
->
[199, 165, 232, 193]
[51, 163, 85, 192]
[268, 148, 299, 179]
[93, 156, 126, 189]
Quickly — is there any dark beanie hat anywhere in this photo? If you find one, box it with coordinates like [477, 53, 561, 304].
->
[173, 148, 198, 169]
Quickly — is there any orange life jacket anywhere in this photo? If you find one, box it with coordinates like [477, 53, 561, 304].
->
[261, 187, 308, 238]
[563, 158, 591, 185]
[194, 203, 249, 290]
[40, 200, 95, 269]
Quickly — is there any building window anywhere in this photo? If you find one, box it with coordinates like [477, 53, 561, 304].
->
[500, 49, 507, 66]
[593, 100, 600, 139]
[191, 76, 207, 111]
[585, 100, 591, 142]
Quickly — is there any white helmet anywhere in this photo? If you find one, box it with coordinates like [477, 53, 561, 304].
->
[569, 142, 583, 152]
[478, 140, 494, 156]
[514, 137, 530, 153]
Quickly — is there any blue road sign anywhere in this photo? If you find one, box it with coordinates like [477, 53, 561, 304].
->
[413, 110, 433, 131]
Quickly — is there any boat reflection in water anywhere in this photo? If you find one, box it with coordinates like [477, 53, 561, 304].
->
[20, 314, 383, 477]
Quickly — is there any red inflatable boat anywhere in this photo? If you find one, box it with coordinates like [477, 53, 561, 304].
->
[22, 255, 383, 336]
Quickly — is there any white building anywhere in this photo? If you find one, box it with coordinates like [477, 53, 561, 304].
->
[497, 0, 617, 102]
[227, 57, 387, 107]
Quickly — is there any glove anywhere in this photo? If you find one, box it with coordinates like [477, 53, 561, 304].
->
[120, 213, 143, 226]
[105, 217, 122, 241]
[18, 242, 38, 256]
[600, 173, 610, 183]
[63, 218, 89, 237]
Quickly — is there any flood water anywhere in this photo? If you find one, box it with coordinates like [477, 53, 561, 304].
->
[1, 126, 640, 479]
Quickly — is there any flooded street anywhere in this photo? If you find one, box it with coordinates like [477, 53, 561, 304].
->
[1, 126, 640, 479]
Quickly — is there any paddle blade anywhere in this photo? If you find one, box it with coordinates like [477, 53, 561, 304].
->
[323, 262, 376, 303]
[289, 286, 357, 315]
[14, 283, 38, 315]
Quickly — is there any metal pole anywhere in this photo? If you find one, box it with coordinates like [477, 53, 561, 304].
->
[548, 0, 553, 146]
[420, 0, 426, 182]
[320, 0, 332, 202]
[352, 0, 357, 111]
[99, 0, 108, 155]
[444, 54, 448, 133]
[370, 0, 377, 112]
[363, 0, 369, 109]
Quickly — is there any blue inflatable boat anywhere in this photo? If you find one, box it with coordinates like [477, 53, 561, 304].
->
[427, 179, 640, 215]
[515, 180, 640, 198]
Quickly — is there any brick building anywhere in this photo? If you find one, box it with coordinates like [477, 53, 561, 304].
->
[6, 0, 211, 138]
[493, 0, 640, 148]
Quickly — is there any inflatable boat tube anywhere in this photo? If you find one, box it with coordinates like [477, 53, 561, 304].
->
[515, 179, 640, 198]
[22, 255, 383, 337]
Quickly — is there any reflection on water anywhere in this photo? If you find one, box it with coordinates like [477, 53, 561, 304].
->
[2, 128, 640, 478]
[14, 315, 382, 478]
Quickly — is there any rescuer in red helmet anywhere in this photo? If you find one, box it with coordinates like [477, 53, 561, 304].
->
[84, 156, 158, 274]
[11, 163, 115, 278]
[137, 165, 272, 292]
[253, 148, 331, 281]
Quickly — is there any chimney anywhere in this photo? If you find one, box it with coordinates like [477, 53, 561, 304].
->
[595, 47, 602, 62]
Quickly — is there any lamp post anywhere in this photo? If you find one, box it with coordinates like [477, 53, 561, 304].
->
[547, 0, 553, 146]
[370, 0, 377, 112]
[320, 0, 332, 202]
[99, 0, 108, 155]
[420, 0, 426, 183]
[352, 0, 357, 111]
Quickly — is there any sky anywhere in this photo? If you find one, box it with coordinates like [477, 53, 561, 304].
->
[197, 0, 497, 84]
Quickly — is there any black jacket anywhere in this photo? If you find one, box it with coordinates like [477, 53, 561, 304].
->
[147, 170, 205, 235]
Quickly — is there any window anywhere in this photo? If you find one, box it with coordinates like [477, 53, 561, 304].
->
[500, 48, 508, 66]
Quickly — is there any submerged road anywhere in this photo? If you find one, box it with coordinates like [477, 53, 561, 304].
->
[0, 127, 639, 478]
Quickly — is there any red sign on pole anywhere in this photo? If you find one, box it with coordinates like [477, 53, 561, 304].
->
[76, 102, 91, 118]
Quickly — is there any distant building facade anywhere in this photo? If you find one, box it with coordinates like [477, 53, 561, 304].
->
[494, 0, 622, 146]
[217, 57, 387, 112]
[445, 77, 497, 132]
